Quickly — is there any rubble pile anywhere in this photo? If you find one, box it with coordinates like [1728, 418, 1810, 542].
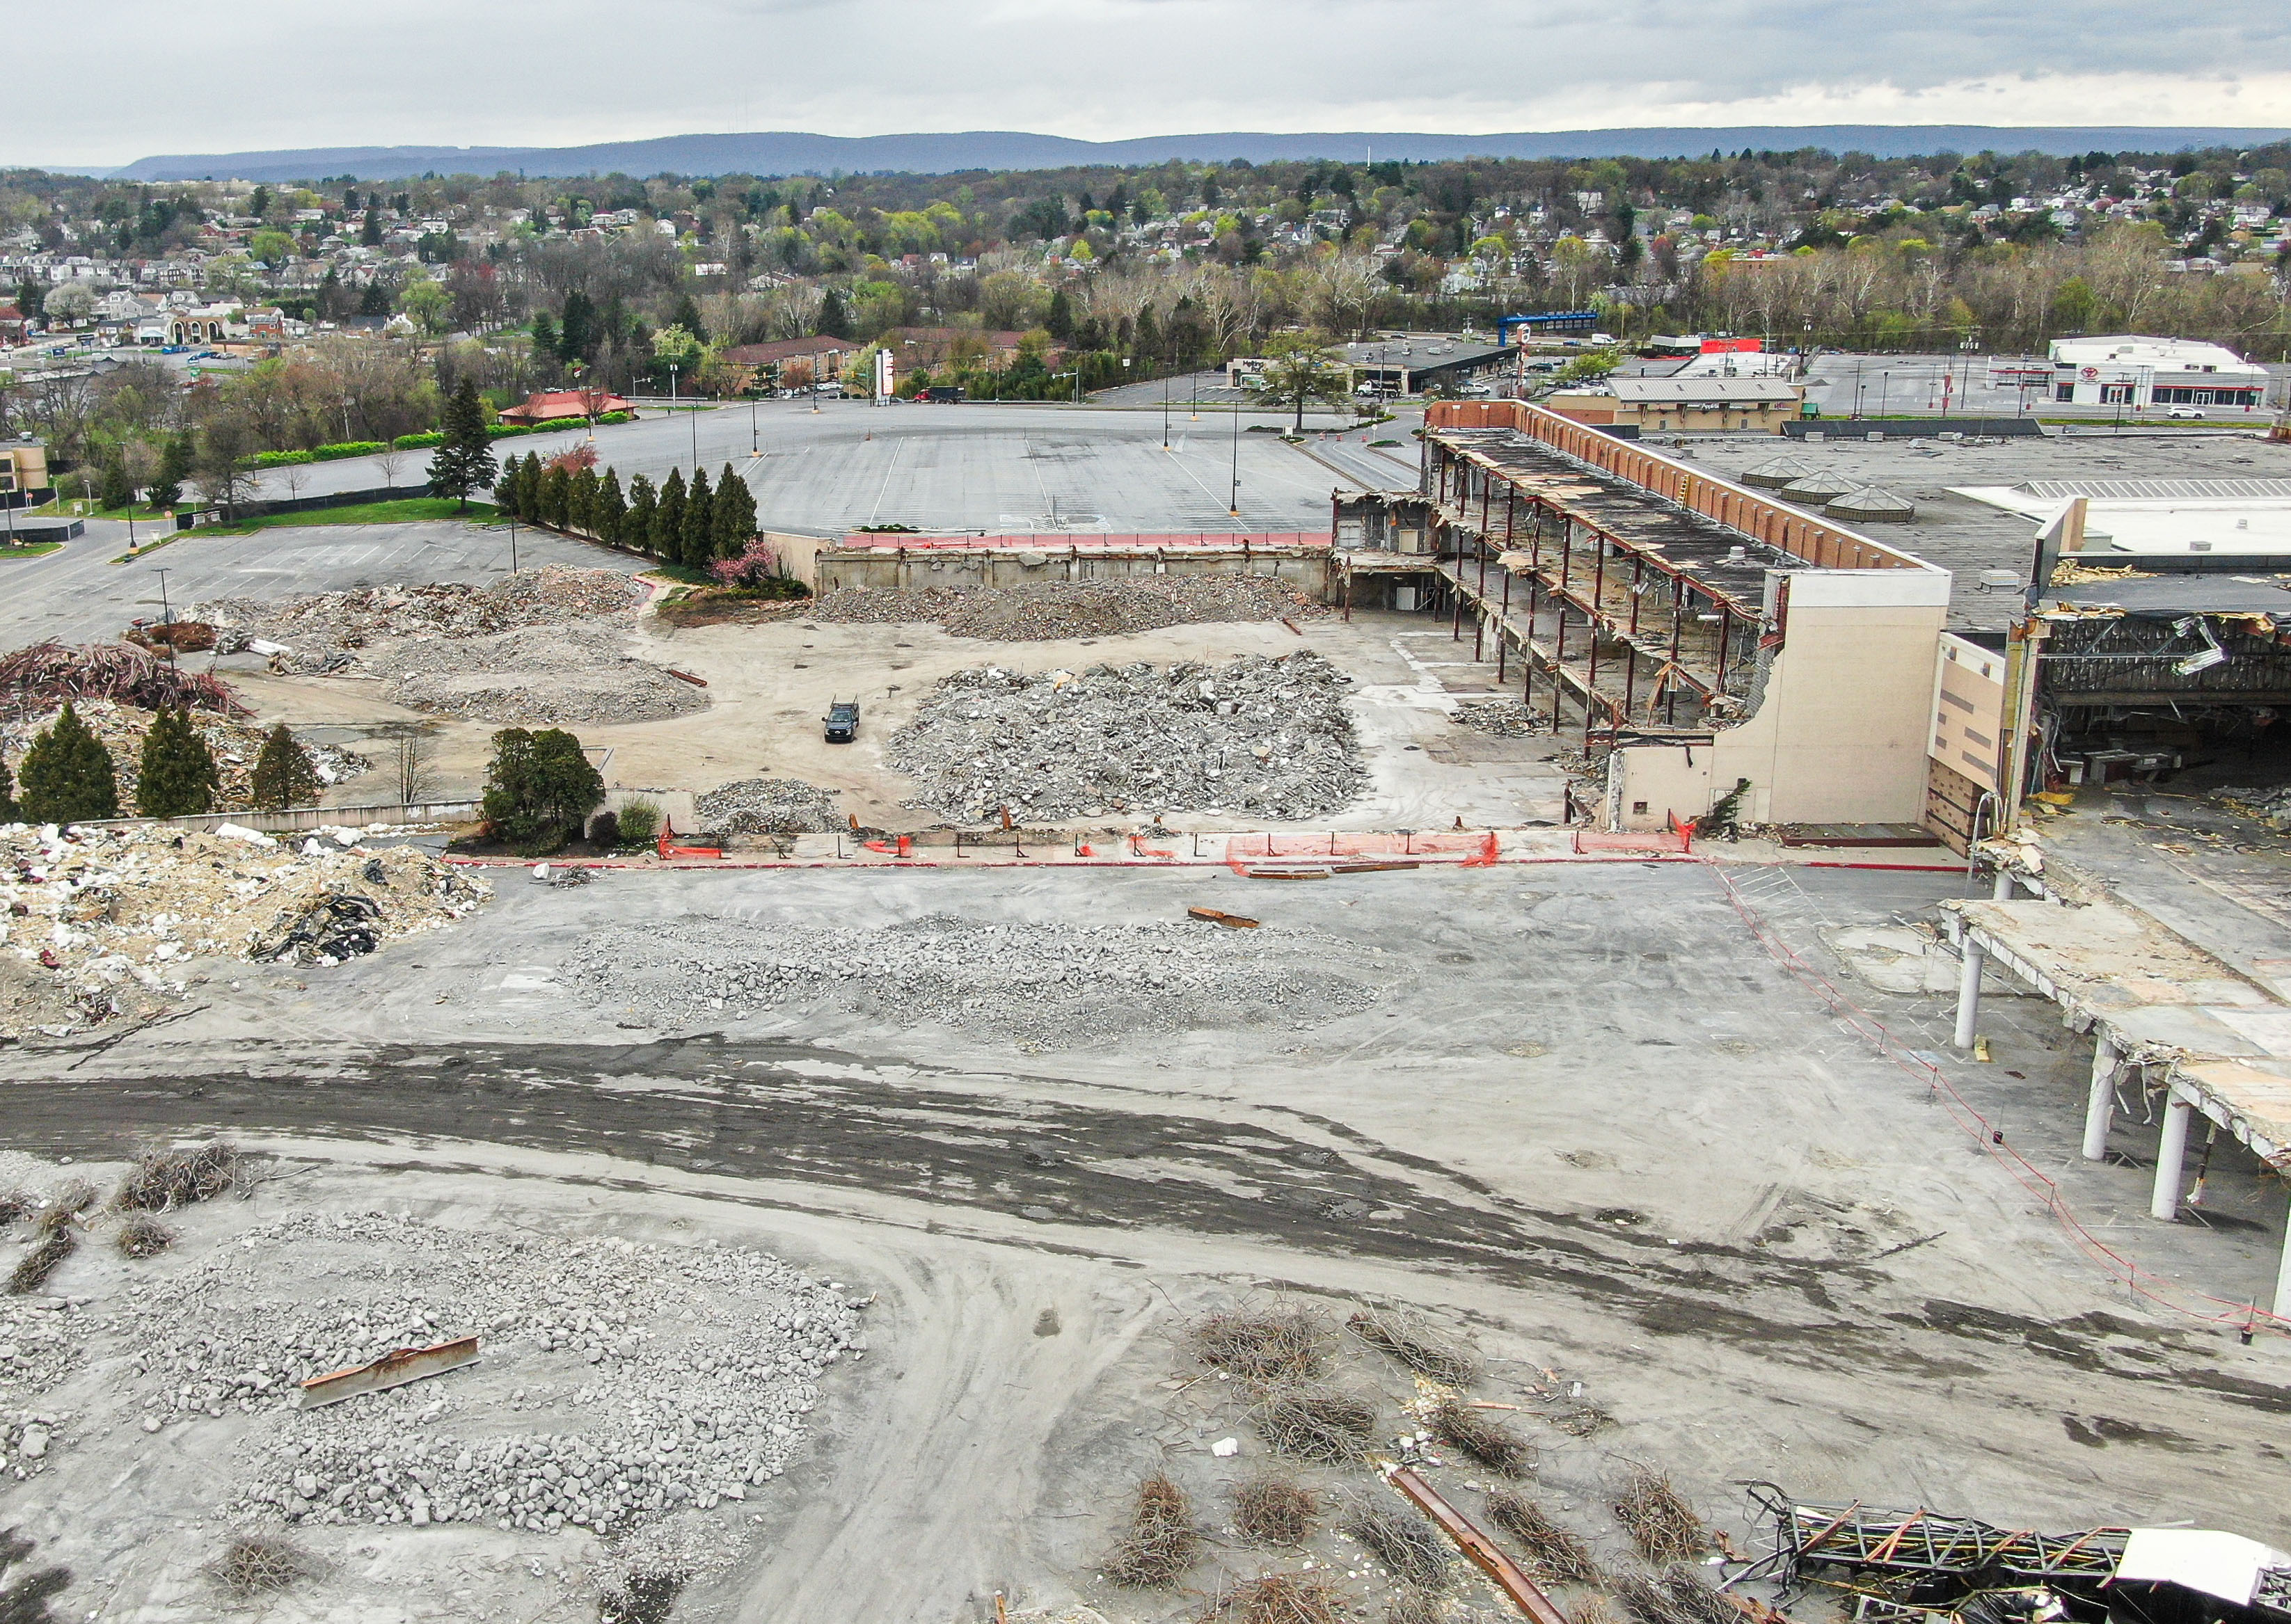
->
[810, 577, 1323, 641]
[2214, 785, 2291, 829]
[370, 619, 709, 726]
[194, 568, 645, 662]
[694, 778, 844, 836]
[0, 701, 367, 809]
[1452, 699, 1544, 738]
[889, 652, 1365, 822]
[113, 1212, 862, 1536]
[564, 912, 1384, 1046]
[192, 569, 700, 727]
[0, 823, 490, 1038]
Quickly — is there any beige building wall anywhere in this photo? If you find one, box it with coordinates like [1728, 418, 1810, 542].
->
[1928, 633, 2007, 793]
[1615, 568, 1950, 829]
[809, 546, 1331, 599]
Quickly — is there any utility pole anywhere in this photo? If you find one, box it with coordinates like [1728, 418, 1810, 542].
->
[1228, 399, 1241, 518]
[154, 566, 170, 623]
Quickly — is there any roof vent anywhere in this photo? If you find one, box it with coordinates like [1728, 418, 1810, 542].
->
[1725, 546, 1747, 564]
[2190, 540, 2213, 551]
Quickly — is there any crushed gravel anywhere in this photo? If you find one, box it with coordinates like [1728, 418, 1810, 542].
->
[564, 913, 1386, 1048]
[888, 652, 1365, 823]
[809, 577, 1322, 641]
[116, 1211, 863, 1543]
[694, 778, 845, 836]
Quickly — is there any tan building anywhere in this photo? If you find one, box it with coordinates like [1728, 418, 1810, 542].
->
[1546, 376, 1804, 433]
[0, 443, 52, 508]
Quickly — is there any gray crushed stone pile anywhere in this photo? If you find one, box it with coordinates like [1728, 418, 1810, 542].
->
[117, 1211, 862, 1538]
[194, 568, 702, 726]
[371, 619, 708, 726]
[564, 913, 1385, 1047]
[808, 576, 1323, 640]
[1452, 699, 1544, 737]
[889, 651, 1365, 822]
[694, 777, 844, 836]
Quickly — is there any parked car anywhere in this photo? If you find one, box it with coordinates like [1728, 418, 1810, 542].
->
[2166, 406, 2207, 420]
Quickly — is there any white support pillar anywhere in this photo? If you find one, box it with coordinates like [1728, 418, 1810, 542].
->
[1952, 938, 1987, 1050]
[2151, 1095, 2194, 1222]
[2275, 1198, 2291, 1319]
[2081, 1033, 2120, 1162]
[1992, 868, 2015, 900]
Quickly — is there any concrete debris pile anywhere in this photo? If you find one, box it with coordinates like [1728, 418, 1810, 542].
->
[0, 824, 489, 1038]
[194, 568, 645, 663]
[1, 1275, 86, 1480]
[2214, 784, 2291, 829]
[564, 912, 1383, 1046]
[369, 619, 708, 726]
[889, 652, 1365, 822]
[194, 567, 699, 726]
[1452, 699, 1543, 738]
[810, 577, 1324, 641]
[113, 1212, 862, 1536]
[694, 778, 844, 836]
[0, 701, 367, 809]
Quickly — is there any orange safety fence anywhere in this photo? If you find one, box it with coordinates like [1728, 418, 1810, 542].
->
[656, 818, 723, 859]
[1573, 829, 1688, 854]
[1220, 830, 1502, 859]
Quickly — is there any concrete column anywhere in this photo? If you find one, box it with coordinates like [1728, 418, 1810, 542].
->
[2274, 1199, 2291, 1319]
[2151, 1095, 2194, 1222]
[1952, 939, 1986, 1049]
[2081, 1034, 2120, 1162]
[1992, 868, 2015, 900]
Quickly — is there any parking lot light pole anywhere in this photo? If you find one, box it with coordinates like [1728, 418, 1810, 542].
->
[1229, 400, 1241, 518]
[154, 566, 170, 624]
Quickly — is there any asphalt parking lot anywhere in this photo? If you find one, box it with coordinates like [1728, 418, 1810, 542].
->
[0, 518, 629, 647]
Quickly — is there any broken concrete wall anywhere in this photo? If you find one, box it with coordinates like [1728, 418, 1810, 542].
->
[1711, 570, 1951, 826]
[812, 547, 1333, 601]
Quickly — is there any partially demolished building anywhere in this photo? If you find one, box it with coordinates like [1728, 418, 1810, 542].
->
[1334, 401, 1953, 831]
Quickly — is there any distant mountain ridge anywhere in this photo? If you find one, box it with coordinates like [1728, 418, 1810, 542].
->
[86, 125, 2291, 183]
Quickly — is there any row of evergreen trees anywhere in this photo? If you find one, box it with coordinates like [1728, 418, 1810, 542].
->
[493, 453, 759, 568]
[0, 704, 324, 824]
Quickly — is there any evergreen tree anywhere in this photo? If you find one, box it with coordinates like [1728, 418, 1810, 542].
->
[427, 378, 498, 512]
[1134, 303, 1162, 367]
[666, 292, 707, 343]
[135, 706, 219, 817]
[150, 434, 194, 509]
[249, 723, 322, 811]
[594, 470, 627, 546]
[816, 288, 852, 339]
[560, 290, 598, 361]
[539, 465, 571, 530]
[713, 463, 756, 558]
[626, 475, 658, 554]
[19, 703, 118, 823]
[568, 465, 599, 535]
[514, 452, 544, 520]
[1045, 287, 1075, 342]
[531, 310, 560, 362]
[360, 208, 383, 248]
[682, 465, 714, 564]
[656, 470, 687, 564]
[97, 451, 132, 511]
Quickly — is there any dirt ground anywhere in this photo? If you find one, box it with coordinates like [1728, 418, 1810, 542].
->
[6, 862, 2291, 1623]
[223, 604, 1568, 833]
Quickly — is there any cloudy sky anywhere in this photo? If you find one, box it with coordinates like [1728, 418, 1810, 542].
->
[22, 0, 2291, 166]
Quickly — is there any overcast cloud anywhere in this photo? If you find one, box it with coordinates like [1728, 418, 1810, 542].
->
[16, 0, 2291, 167]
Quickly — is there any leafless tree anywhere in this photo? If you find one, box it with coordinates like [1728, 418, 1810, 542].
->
[393, 733, 439, 804]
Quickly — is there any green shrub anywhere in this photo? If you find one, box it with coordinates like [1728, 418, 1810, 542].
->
[311, 440, 387, 461]
[614, 796, 660, 847]
[251, 449, 316, 468]
[393, 431, 444, 449]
